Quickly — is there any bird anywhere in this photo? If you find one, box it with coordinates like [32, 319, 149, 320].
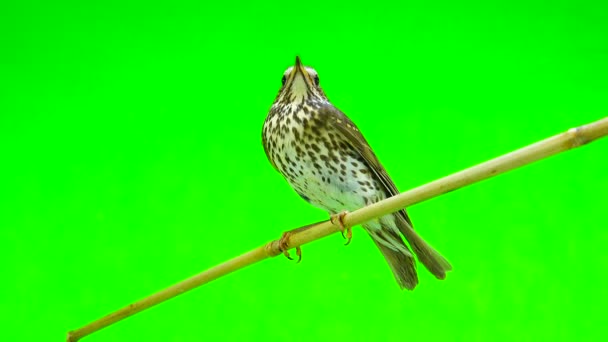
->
[261, 56, 451, 290]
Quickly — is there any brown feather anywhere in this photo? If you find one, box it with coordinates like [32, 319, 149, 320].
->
[368, 226, 418, 290]
[394, 214, 452, 279]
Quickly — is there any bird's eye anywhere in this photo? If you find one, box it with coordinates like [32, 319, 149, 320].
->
[281, 75, 287, 86]
[313, 75, 320, 86]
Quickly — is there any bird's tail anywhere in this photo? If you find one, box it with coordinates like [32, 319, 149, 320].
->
[368, 226, 418, 290]
[395, 214, 452, 280]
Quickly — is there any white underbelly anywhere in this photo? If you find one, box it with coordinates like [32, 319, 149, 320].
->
[284, 152, 382, 214]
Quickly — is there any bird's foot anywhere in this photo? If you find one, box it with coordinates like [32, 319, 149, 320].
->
[279, 231, 302, 263]
[276, 220, 327, 263]
[330, 211, 352, 246]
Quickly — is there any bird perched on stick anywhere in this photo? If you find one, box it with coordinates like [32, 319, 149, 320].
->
[262, 56, 451, 290]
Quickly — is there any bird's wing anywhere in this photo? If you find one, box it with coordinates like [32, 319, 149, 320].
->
[320, 104, 413, 225]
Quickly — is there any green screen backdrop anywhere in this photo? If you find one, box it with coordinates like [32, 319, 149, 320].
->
[1, 1, 607, 341]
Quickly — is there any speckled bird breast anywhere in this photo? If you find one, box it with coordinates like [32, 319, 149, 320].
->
[262, 102, 383, 214]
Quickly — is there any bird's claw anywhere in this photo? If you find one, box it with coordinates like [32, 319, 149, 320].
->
[279, 231, 302, 263]
[331, 211, 352, 246]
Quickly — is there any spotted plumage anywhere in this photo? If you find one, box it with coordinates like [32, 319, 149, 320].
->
[262, 56, 451, 290]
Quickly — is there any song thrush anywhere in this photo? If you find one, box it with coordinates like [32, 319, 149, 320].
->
[262, 56, 451, 290]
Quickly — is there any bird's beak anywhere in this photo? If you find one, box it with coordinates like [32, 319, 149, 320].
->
[292, 56, 311, 80]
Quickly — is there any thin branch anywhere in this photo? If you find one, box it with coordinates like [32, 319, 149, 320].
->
[67, 117, 608, 342]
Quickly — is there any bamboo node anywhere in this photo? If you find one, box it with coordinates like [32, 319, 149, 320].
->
[568, 127, 590, 147]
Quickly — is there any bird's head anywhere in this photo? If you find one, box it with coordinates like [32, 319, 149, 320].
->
[274, 56, 328, 105]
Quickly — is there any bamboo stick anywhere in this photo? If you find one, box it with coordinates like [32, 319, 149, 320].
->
[67, 117, 608, 341]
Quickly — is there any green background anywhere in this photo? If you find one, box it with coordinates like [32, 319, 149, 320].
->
[1, 1, 607, 341]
